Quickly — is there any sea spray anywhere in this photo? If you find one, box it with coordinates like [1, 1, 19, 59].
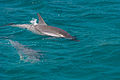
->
[30, 18, 38, 25]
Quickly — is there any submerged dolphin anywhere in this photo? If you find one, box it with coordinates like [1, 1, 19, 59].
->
[9, 40, 43, 63]
[5, 13, 78, 40]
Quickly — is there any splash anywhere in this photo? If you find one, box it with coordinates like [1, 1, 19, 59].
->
[30, 18, 38, 25]
[9, 40, 44, 63]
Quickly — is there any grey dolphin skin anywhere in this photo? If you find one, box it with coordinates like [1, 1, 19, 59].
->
[5, 13, 78, 41]
[9, 40, 43, 63]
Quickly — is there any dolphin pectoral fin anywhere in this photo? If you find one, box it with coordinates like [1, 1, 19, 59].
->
[37, 13, 47, 25]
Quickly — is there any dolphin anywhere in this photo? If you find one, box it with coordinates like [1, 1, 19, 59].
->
[9, 40, 43, 63]
[4, 13, 78, 41]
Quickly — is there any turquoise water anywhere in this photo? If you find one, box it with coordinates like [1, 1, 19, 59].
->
[0, 0, 120, 80]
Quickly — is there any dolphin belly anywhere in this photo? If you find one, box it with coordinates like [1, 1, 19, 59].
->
[42, 32, 64, 37]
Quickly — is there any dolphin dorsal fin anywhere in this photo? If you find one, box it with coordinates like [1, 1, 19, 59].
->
[37, 13, 47, 25]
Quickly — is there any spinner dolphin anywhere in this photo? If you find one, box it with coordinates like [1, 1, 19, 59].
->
[3, 13, 79, 41]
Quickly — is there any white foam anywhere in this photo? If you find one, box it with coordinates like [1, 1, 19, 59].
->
[30, 18, 38, 25]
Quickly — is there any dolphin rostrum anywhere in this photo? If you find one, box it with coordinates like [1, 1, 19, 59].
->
[5, 13, 78, 40]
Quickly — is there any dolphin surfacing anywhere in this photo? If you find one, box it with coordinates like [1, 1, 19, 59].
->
[5, 13, 78, 41]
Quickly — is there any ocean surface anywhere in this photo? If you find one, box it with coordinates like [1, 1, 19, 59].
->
[0, 0, 120, 80]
